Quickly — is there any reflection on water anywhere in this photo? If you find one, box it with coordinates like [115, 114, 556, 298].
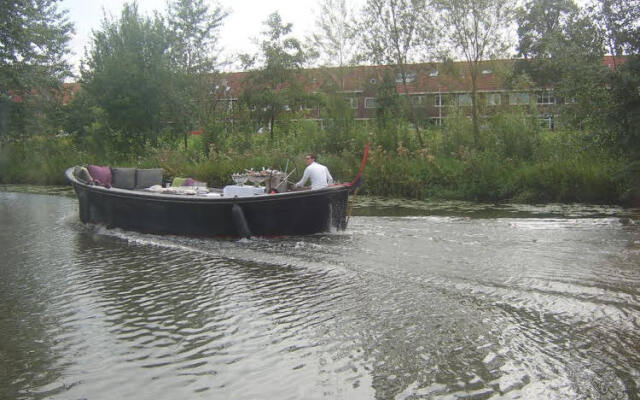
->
[0, 191, 639, 399]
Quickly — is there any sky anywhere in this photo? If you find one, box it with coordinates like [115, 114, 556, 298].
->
[60, 0, 354, 73]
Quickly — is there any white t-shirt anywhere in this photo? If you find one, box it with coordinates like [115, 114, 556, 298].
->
[296, 162, 333, 190]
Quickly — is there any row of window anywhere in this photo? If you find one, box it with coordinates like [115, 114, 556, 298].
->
[236, 90, 559, 113]
[428, 115, 554, 129]
[388, 68, 494, 83]
[354, 90, 557, 109]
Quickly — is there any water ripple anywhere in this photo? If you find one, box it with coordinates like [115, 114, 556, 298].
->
[1, 193, 639, 399]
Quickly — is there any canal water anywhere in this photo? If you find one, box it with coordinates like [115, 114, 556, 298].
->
[1, 190, 639, 399]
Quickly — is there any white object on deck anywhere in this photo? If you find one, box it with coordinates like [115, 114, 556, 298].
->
[223, 185, 265, 197]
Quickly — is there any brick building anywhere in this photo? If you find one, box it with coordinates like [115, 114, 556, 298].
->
[210, 56, 621, 131]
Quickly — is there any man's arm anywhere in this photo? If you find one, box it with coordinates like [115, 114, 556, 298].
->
[296, 167, 311, 187]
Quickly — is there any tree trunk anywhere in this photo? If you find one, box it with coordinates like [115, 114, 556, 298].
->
[470, 69, 480, 149]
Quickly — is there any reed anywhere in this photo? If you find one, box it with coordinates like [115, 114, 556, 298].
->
[1, 115, 637, 206]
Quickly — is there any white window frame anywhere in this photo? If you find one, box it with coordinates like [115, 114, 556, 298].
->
[435, 93, 443, 107]
[458, 93, 472, 106]
[364, 97, 378, 108]
[509, 92, 530, 105]
[536, 90, 555, 105]
[396, 71, 417, 83]
[487, 93, 501, 106]
[411, 95, 426, 106]
[539, 115, 554, 129]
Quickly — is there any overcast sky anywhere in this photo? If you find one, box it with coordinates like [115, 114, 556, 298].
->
[60, 0, 360, 73]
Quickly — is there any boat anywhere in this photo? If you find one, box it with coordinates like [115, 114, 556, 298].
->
[65, 145, 368, 238]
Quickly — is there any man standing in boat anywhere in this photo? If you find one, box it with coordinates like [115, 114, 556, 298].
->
[295, 153, 333, 190]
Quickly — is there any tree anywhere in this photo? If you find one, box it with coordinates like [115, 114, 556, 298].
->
[166, 0, 228, 148]
[166, 0, 227, 75]
[308, 0, 358, 87]
[515, 0, 608, 132]
[375, 71, 403, 150]
[1, 0, 73, 137]
[595, 0, 640, 58]
[358, 0, 434, 147]
[240, 12, 310, 138]
[435, 0, 516, 148]
[515, 0, 581, 86]
[591, 0, 640, 154]
[81, 2, 172, 153]
[0, 0, 73, 93]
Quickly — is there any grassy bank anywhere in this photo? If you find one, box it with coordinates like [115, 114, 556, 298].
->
[1, 117, 638, 206]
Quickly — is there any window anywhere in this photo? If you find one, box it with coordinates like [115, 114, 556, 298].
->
[539, 115, 554, 129]
[458, 94, 472, 106]
[487, 93, 501, 106]
[536, 90, 555, 105]
[431, 117, 443, 126]
[509, 93, 530, 105]
[348, 97, 358, 109]
[429, 69, 439, 77]
[396, 71, 417, 83]
[364, 97, 378, 108]
[412, 95, 426, 107]
[435, 93, 449, 107]
[482, 69, 493, 74]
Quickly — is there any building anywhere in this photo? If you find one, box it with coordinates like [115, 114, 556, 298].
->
[211, 56, 622, 131]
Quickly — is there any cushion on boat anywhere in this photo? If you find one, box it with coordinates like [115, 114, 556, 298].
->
[135, 168, 163, 189]
[183, 177, 196, 186]
[111, 167, 136, 190]
[87, 164, 112, 188]
[171, 177, 187, 187]
[74, 166, 93, 184]
[182, 177, 207, 187]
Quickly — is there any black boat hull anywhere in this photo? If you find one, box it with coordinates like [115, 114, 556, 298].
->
[66, 168, 350, 237]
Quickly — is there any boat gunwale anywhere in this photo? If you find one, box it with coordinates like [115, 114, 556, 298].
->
[65, 167, 351, 205]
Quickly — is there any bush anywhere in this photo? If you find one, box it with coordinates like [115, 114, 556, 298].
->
[0, 135, 87, 184]
[2, 108, 636, 206]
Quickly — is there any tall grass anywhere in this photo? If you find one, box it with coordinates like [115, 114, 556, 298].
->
[1, 112, 637, 206]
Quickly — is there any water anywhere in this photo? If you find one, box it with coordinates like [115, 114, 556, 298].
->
[1, 190, 639, 399]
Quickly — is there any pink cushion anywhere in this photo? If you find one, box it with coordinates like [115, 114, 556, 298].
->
[87, 165, 112, 188]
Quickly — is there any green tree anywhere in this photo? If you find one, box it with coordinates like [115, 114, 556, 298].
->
[592, 0, 640, 154]
[515, 0, 581, 86]
[516, 0, 608, 132]
[435, 0, 516, 148]
[375, 71, 403, 150]
[81, 2, 172, 154]
[358, 0, 434, 147]
[595, 0, 640, 57]
[0, 0, 73, 138]
[316, 73, 356, 153]
[308, 0, 358, 88]
[239, 12, 310, 138]
[166, 0, 228, 149]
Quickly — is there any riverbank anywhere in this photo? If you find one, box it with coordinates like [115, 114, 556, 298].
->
[1, 123, 638, 206]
